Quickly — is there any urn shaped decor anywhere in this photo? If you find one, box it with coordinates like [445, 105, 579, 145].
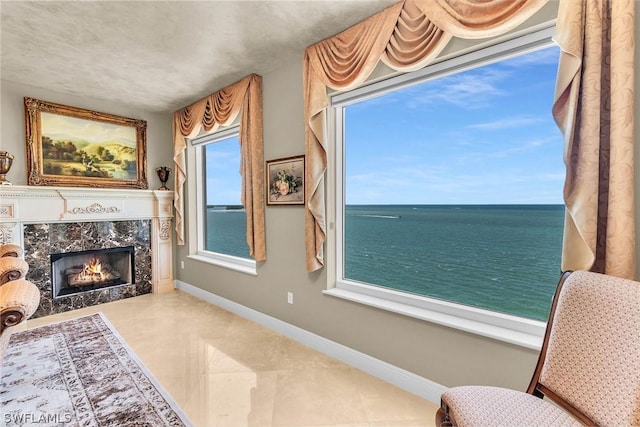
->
[0, 151, 14, 185]
[156, 166, 171, 190]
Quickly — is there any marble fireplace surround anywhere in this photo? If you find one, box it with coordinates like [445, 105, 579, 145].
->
[0, 186, 174, 317]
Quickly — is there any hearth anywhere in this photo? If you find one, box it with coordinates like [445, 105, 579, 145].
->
[51, 246, 135, 298]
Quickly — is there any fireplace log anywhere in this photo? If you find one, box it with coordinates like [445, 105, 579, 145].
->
[65, 263, 121, 288]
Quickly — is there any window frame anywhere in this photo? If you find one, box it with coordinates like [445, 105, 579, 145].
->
[187, 125, 257, 275]
[324, 27, 559, 350]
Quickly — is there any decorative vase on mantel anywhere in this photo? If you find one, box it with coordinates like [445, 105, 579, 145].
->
[0, 151, 14, 185]
[156, 166, 171, 190]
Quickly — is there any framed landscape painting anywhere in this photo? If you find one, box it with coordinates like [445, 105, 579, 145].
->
[266, 155, 305, 205]
[24, 97, 148, 189]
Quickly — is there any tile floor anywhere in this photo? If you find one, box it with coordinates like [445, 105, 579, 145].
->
[14, 290, 439, 427]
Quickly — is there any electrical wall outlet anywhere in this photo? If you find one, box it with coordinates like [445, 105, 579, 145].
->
[181, 260, 185, 269]
[287, 292, 293, 304]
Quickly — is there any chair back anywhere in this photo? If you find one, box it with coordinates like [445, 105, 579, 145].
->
[528, 270, 640, 426]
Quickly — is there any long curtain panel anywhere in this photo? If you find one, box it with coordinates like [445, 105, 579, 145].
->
[173, 74, 266, 261]
[303, 0, 548, 272]
[553, 0, 635, 279]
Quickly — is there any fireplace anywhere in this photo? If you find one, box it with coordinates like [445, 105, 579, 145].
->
[51, 246, 135, 299]
[1, 186, 174, 318]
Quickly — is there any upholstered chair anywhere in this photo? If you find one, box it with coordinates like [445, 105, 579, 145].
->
[0, 256, 29, 285]
[0, 245, 41, 363]
[0, 243, 23, 258]
[436, 270, 640, 427]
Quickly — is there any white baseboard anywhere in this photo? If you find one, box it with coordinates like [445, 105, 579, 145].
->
[175, 280, 446, 404]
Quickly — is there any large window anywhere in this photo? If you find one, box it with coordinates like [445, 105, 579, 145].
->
[189, 126, 255, 274]
[328, 29, 562, 347]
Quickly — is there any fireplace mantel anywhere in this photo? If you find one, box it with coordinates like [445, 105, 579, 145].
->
[0, 185, 174, 294]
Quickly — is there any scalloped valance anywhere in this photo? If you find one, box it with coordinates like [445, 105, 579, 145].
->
[173, 74, 266, 261]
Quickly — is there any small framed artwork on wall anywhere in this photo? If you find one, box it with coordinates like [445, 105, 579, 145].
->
[266, 155, 305, 206]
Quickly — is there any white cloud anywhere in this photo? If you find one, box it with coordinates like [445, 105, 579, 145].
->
[346, 161, 565, 204]
[467, 115, 545, 130]
[404, 67, 510, 110]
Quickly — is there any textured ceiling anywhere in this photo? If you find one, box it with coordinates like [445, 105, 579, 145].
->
[1, 0, 396, 113]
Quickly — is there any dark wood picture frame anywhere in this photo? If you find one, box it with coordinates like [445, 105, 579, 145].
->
[266, 155, 305, 205]
[24, 97, 148, 189]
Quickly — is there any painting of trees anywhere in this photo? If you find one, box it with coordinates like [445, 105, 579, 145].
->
[25, 97, 147, 189]
[40, 115, 138, 179]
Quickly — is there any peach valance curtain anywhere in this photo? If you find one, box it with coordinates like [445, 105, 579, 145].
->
[553, 0, 636, 279]
[173, 74, 266, 261]
[303, 0, 548, 272]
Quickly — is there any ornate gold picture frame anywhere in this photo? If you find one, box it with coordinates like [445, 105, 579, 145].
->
[24, 97, 148, 189]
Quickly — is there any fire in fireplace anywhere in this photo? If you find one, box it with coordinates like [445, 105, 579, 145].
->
[66, 257, 121, 287]
[51, 246, 135, 298]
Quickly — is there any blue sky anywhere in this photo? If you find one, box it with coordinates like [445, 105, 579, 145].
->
[206, 46, 563, 206]
[345, 45, 563, 205]
[205, 136, 243, 205]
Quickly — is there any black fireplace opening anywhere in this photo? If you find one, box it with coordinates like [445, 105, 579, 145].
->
[51, 246, 135, 298]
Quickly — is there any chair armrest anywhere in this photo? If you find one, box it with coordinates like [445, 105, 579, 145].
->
[0, 257, 29, 285]
[1, 308, 27, 333]
[0, 279, 40, 333]
[0, 244, 23, 258]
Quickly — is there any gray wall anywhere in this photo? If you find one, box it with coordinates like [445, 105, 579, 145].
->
[0, 80, 173, 185]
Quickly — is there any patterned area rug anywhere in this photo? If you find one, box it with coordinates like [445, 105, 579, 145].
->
[0, 313, 192, 426]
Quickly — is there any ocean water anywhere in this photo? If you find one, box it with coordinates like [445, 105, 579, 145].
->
[207, 204, 564, 321]
[344, 205, 564, 321]
[206, 207, 250, 257]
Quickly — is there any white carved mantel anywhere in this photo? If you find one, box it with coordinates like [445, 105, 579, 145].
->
[0, 185, 174, 294]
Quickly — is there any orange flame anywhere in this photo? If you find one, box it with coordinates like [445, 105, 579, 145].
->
[84, 257, 103, 278]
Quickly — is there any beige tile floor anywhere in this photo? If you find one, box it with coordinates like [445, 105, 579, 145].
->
[15, 290, 439, 427]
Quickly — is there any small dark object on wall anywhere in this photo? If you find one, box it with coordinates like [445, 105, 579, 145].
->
[156, 166, 171, 190]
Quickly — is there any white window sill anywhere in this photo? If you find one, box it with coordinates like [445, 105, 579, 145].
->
[323, 281, 545, 350]
[187, 252, 257, 276]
